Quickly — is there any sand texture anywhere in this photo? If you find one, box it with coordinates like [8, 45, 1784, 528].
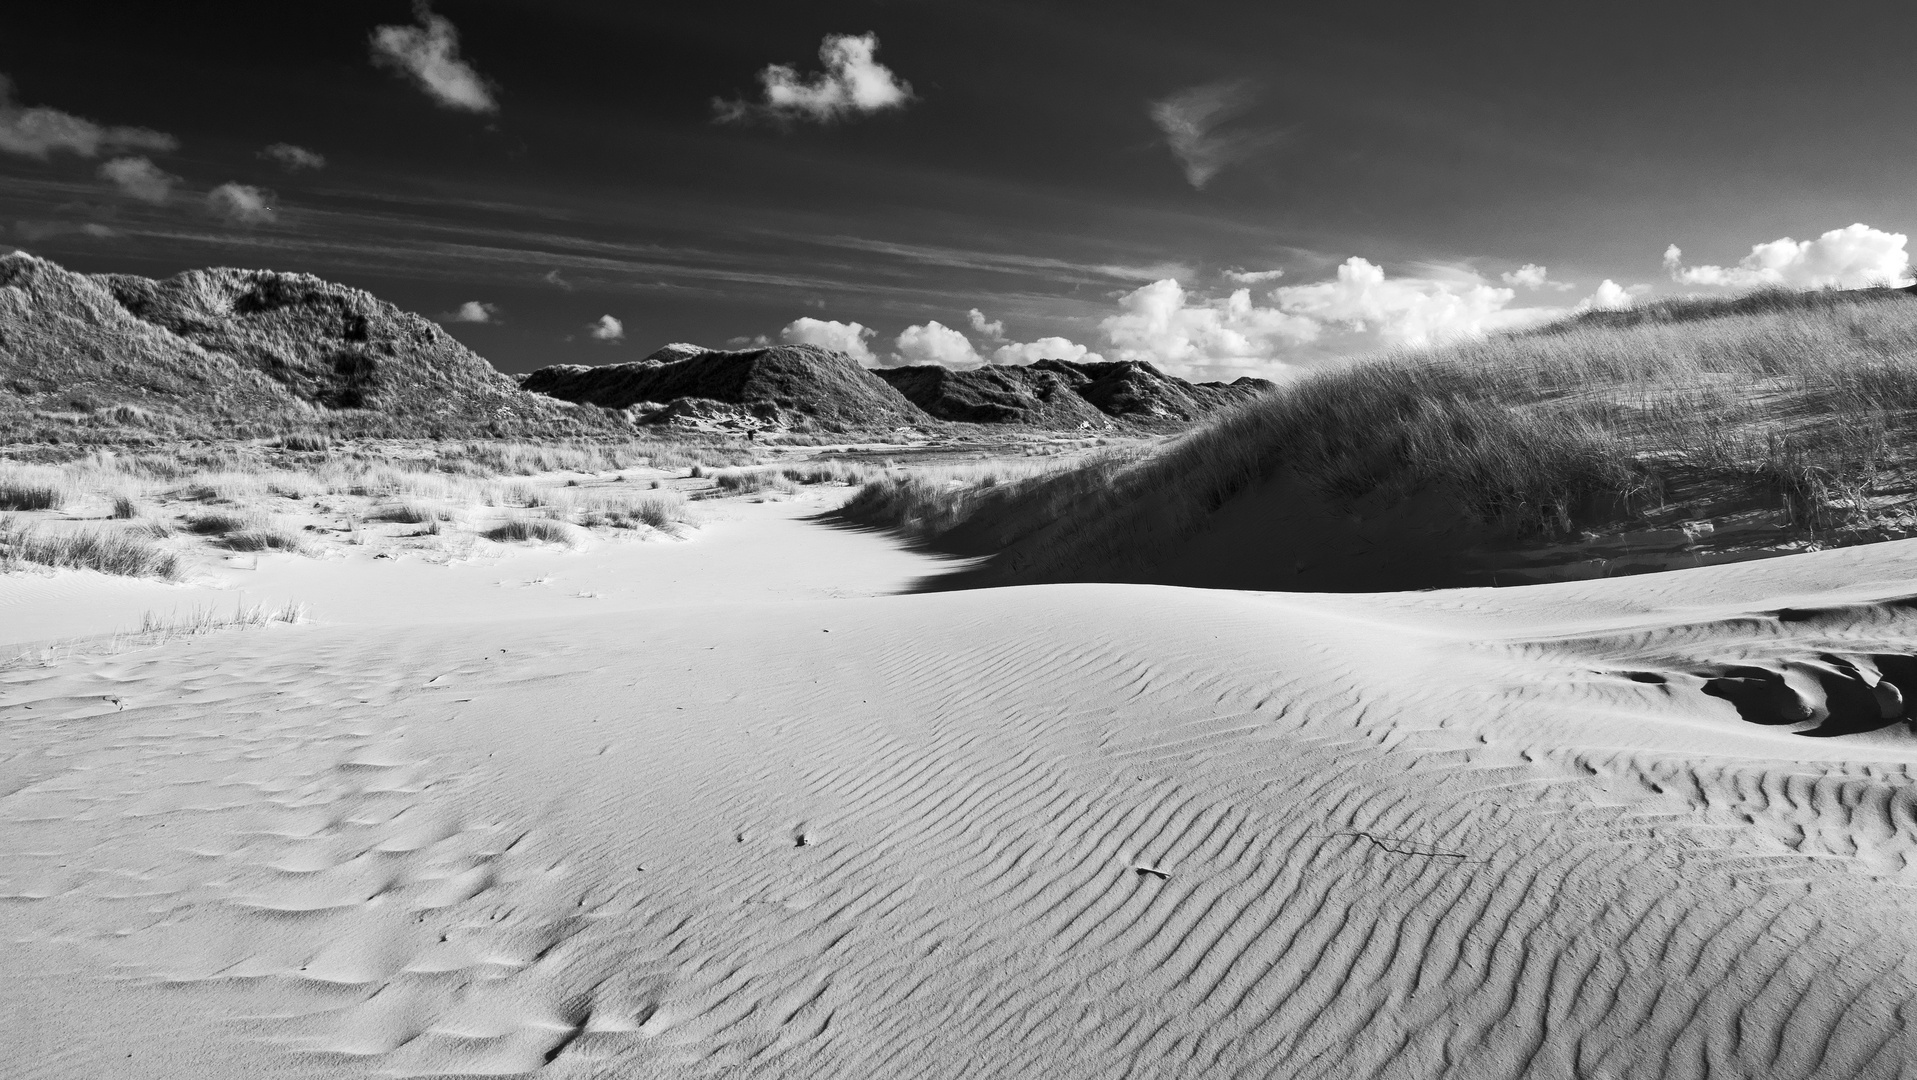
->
[10, 500, 1917, 1078]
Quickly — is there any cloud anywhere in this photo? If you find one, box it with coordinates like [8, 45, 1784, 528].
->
[589, 315, 624, 342]
[443, 301, 499, 323]
[1224, 267, 1285, 284]
[261, 143, 326, 171]
[97, 156, 177, 204]
[1501, 263, 1551, 289]
[543, 268, 574, 291]
[993, 337, 1102, 365]
[206, 182, 276, 225]
[1663, 224, 1913, 289]
[14, 219, 115, 241]
[893, 321, 983, 367]
[714, 33, 911, 124]
[1101, 279, 1319, 378]
[1271, 257, 1543, 346]
[1149, 80, 1286, 190]
[780, 316, 877, 364]
[967, 308, 1005, 341]
[1573, 279, 1647, 312]
[0, 75, 176, 159]
[370, 4, 498, 113]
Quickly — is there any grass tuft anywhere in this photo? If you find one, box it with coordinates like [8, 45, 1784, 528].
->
[1, 519, 181, 579]
[483, 518, 576, 544]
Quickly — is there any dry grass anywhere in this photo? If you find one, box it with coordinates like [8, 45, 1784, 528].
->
[842, 287, 1917, 581]
[0, 517, 182, 578]
[483, 518, 576, 545]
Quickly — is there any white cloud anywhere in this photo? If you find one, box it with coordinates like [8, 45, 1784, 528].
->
[590, 315, 624, 342]
[261, 143, 325, 171]
[780, 316, 877, 364]
[993, 337, 1103, 365]
[1149, 80, 1286, 190]
[1501, 263, 1550, 289]
[715, 33, 911, 124]
[0, 75, 176, 159]
[967, 308, 1005, 341]
[1224, 267, 1285, 284]
[370, 5, 497, 113]
[1101, 279, 1319, 378]
[206, 182, 276, 225]
[97, 156, 177, 204]
[1664, 224, 1913, 290]
[1572, 279, 1647, 312]
[893, 321, 983, 367]
[543, 269, 574, 291]
[1271, 257, 1544, 346]
[444, 301, 499, 323]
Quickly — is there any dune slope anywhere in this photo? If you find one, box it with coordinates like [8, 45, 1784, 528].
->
[10, 526, 1917, 1077]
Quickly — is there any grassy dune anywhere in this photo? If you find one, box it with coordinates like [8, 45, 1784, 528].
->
[843, 287, 1917, 588]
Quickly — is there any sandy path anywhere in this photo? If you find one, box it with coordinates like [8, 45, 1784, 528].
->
[9, 511, 1917, 1078]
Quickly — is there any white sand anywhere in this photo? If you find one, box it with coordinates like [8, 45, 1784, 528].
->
[9, 494, 1917, 1078]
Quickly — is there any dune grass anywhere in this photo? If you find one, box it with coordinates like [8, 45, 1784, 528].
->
[0, 518, 181, 579]
[841, 287, 1917, 582]
[483, 518, 576, 545]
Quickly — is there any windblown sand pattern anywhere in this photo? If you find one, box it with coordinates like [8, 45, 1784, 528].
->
[10, 535, 1917, 1077]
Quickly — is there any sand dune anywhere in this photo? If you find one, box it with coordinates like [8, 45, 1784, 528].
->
[9, 502, 1917, 1078]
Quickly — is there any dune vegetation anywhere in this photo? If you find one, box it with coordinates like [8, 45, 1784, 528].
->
[843, 286, 1917, 589]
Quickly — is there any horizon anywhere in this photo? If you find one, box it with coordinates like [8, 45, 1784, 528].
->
[3, 1, 1915, 379]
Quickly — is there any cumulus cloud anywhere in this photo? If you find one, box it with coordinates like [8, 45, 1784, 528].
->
[1663, 224, 1912, 290]
[1572, 279, 1647, 312]
[1271, 257, 1545, 346]
[97, 156, 177, 204]
[371, 4, 498, 113]
[261, 143, 325, 171]
[1501, 263, 1550, 289]
[893, 321, 983, 367]
[1149, 80, 1286, 190]
[780, 316, 877, 364]
[589, 315, 624, 342]
[993, 337, 1102, 365]
[1224, 267, 1285, 284]
[443, 301, 499, 324]
[0, 75, 176, 159]
[714, 33, 911, 124]
[1101, 279, 1319, 377]
[967, 308, 1006, 341]
[206, 182, 276, 225]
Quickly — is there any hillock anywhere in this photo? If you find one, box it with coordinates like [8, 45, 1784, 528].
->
[0, 252, 619, 443]
[521, 344, 925, 432]
[872, 359, 1271, 427]
[843, 286, 1917, 591]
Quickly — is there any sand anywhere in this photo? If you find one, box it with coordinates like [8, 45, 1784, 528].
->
[9, 489, 1917, 1078]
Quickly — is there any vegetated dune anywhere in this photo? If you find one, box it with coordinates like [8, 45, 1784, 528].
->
[12, 501, 1917, 1078]
[0, 252, 623, 442]
[873, 359, 1273, 427]
[844, 286, 1917, 592]
[521, 343, 927, 432]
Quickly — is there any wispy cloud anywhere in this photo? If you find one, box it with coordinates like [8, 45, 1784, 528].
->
[715, 33, 911, 124]
[98, 156, 178, 204]
[0, 75, 176, 160]
[206, 182, 276, 226]
[261, 143, 326, 171]
[371, 3, 497, 114]
[1149, 80, 1287, 190]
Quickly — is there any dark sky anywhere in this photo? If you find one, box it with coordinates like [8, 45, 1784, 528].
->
[2, 1, 1913, 378]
